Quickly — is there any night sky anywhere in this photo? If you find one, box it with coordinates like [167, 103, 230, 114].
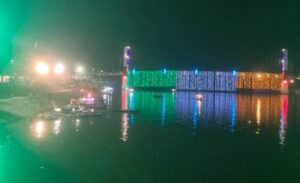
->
[1, 0, 300, 72]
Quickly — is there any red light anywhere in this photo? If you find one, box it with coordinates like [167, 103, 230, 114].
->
[283, 80, 288, 85]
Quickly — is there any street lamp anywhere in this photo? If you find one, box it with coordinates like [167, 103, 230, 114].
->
[54, 63, 65, 75]
[76, 66, 84, 73]
[35, 62, 49, 75]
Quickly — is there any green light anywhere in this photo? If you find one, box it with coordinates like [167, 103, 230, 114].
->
[128, 70, 176, 88]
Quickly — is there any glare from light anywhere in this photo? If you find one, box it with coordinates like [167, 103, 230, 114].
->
[76, 66, 84, 73]
[126, 88, 134, 93]
[163, 68, 167, 74]
[54, 107, 61, 112]
[35, 62, 49, 75]
[196, 94, 203, 100]
[33, 121, 47, 138]
[257, 74, 262, 78]
[54, 63, 65, 75]
[283, 80, 288, 85]
[233, 70, 237, 76]
[290, 79, 294, 84]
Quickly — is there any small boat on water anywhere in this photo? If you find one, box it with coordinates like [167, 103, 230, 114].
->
[40, 112, 62, 120]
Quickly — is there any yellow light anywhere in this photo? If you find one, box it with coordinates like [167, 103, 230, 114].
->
[54, 63, 65, 75]
[35, 62, 49, 75]
[256, 74, 262, 79]
[275, 75, 279, 78]
[33, 120, 47, 138]
[196, 94, 203, 100]
[290, 80, 294, 84]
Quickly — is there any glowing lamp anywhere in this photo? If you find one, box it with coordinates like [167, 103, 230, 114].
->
[195, 94, 203, 101]
[283, 80, 288, 85]
[54, 107, 61, 112]
[233, 70, 236, 76]
[76, 66, 84, 73]
[290, 80, 294, 84]
[257, 74, 262, 79]
[163, 68, 167, 74]
[102, 87, 113, 93]
[35, 62, 49, 75]
[126, 88, 134, 92]
[195, 69, 199, 75]
[171, 89, 176, 92]
[54, 63, 65, 75]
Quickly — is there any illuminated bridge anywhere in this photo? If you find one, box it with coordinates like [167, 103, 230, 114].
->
[120, 47, 291, 93]
[126, 70, 287, 93]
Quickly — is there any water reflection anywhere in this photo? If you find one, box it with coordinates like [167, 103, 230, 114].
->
[75, 118, 80, 132]
[161, 94, 166, 127]
[53, 119, 61, 135]
[256, 99, 261, 125]
[124, 92, 289, 143]
[279, 95, 288, 146]
[31, 120, 48, 139]
[121, 90, 129, 142]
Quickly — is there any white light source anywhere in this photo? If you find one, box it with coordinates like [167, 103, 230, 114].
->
[54, 63, 65, 75]
[35, 62, 49, 75]
[102, 87, 114, 93]
[196, 94, 203, 101]
[76, 66, 84, 73]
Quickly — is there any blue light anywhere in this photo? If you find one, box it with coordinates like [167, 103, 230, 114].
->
[233, 70, 236, 76]
[133, 69, 136, 74]
[163, 68, 167, 74]
[195, 69, 199, 75]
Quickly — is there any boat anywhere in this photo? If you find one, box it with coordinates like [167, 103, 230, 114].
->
[40, 112, 62, 120]
[79, 95, 107, 109]
[61, 105, 85, 114]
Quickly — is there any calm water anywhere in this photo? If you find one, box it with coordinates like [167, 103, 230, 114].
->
[1, 91, 300, 183]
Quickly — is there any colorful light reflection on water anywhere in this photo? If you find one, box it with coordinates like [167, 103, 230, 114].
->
[2, 90, 299, 182]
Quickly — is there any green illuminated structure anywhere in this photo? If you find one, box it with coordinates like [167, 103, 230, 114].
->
[128, 70, 176, 88]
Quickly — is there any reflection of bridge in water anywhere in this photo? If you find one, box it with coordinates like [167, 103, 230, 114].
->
[121, 91, 288, 145]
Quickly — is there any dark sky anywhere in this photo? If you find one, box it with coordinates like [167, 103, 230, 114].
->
[1, 0, 300, 71]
